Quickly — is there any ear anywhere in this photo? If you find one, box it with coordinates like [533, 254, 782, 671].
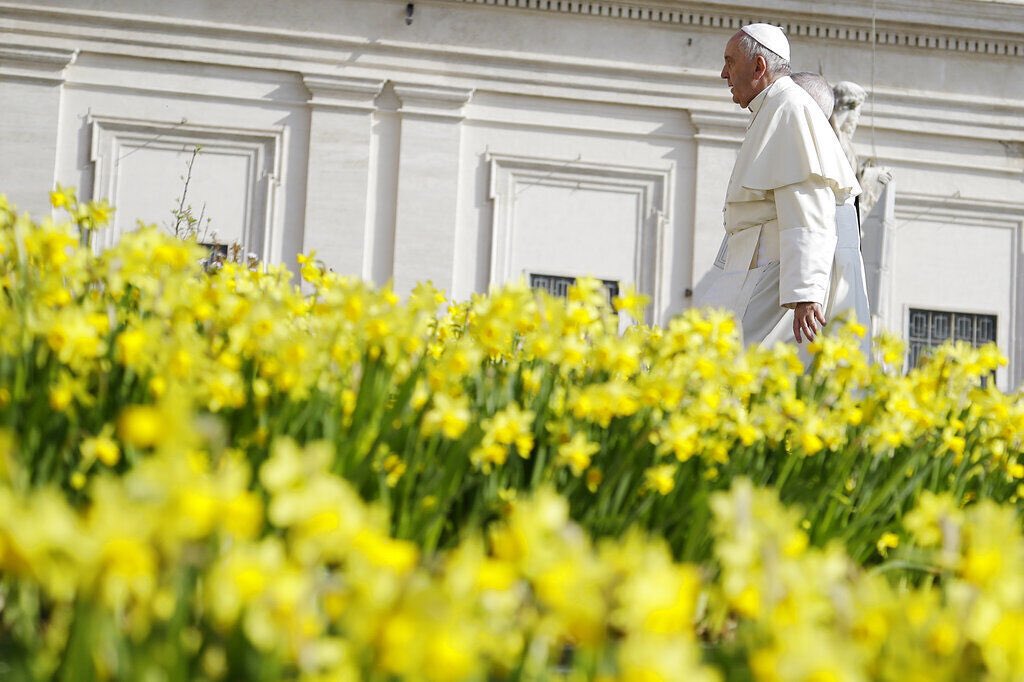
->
[753, 55, 768, 80]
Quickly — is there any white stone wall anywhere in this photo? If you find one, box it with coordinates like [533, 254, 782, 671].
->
[1, 0, 1022, 386]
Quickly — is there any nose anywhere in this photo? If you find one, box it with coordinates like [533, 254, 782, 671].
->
[720, 64, 729, 80]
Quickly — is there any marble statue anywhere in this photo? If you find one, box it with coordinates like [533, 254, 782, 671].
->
[830, 81, 894, 223]
[830, 81, 895, 335]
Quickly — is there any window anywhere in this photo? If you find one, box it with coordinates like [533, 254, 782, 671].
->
[529, 273, 619, 306]
[201, 242, 229, 260]
[907, 308, 997, 369]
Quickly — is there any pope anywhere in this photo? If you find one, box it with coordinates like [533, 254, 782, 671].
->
[700, 24, 861, 346]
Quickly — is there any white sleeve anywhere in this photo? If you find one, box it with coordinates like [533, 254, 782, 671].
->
[774, 177, 837, 307]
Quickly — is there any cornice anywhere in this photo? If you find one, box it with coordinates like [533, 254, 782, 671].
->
[0, 2, 1019, 146]
[302, 74, 385, 111]
[446, 0, 1024, 57]
[688, 109, 747, 143]
[894, 191, 1024, 229]
[672, 0, 1024, 38]
[393, 83, 474, 119]
[0, 44, 77, 84]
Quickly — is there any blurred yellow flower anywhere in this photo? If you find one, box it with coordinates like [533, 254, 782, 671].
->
[118, 405, 165, 449]
[644, 464, 676, 496]
[876, 531, 899, 557]
[557, 432, 600, 476]
[82, 428, 120, 467]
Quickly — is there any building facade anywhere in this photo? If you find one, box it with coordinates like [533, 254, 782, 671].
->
[2, 0, 1023, 386]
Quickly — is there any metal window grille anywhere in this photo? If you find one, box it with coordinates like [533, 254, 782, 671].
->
[528, 273, 620, 306]
[197, 242, 229, 271]
[907, 307, 997, 371]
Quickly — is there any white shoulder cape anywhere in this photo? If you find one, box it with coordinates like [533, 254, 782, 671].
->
[728, 77, 861, 204]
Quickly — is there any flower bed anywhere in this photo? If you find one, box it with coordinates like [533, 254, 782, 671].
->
[0, 191, 1021, 680]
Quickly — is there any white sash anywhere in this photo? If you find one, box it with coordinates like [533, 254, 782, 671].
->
[699, 220, 776, 321]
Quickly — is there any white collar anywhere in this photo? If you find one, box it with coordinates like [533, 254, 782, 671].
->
[747, 86, 771, 117]
[746, 76, 791, 126]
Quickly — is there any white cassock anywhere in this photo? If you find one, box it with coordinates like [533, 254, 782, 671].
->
[706, 201, 874, 360]
[824, 201, 872, 358]
[698, 76, 861, 350]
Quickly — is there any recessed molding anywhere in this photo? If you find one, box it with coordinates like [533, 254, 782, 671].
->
[87, 114, 283, 259]
[888, 189, 1022, 388]
[486, 152, 671, 320]
[448, 0, 1024, 57]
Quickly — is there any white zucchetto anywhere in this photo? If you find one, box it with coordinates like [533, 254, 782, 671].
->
[740, 23, 791, 62]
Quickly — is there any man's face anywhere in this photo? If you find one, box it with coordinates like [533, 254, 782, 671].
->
[832, 99, 861, 135]
[721, 33, 760, 108]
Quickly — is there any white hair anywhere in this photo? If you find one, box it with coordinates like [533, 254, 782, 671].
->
[736, 33, 792, 78]
[791, 72, 834, 118]
[833, 81, 867, 109]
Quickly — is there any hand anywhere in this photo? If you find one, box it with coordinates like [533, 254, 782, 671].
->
[862, 165, 893, 186]
[793, 302, 826, 343]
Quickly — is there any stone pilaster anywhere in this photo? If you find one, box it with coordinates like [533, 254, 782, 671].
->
[0, 46, 77, 216]
[301, 74, 384, 276]
[686, 110, 747, 306]
[390, 83, 474, 295]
